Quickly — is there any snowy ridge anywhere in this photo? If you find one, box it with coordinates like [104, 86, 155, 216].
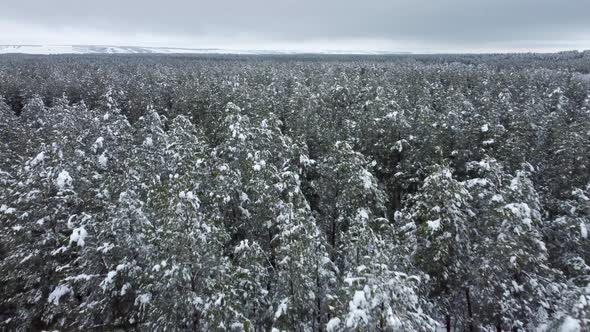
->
[0, 45, 408, 55]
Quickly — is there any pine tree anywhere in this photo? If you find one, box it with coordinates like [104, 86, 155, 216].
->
[400, 164, 474, 330]
[465, 158, 562, 330]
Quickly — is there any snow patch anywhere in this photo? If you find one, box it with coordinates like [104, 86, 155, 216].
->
[144, 136, 153, 146]
[559, 316, 581, 332]
[346, 290, 369, 327]
[98, 152, 108, 168]
[234, 240, 250, 254]
[55, 170, 73, 189]
[427, 219, 441, 232]
[359, 169, 374, 190]
[464, 178, 488, 188]
[94, 137, 104, 150]
[240, 192, 249, 202]
[48, 285, 72, 304]
[65, 274, 98, 281]
[482, 139, 495, 146]
[253, 160, 266, 171]
[70, 227, 88, 247]
[504, 203, 532, 225]
[274, 298, 288, 319]
[1, 205, 16, 214]
[30, 151, 45, 166]
[357, 208, 370, 220]
[100, 271, 117, 290]
[491, 194, 504, 203]
[326, 317, 342, 331]
[135, 293, 152, 311]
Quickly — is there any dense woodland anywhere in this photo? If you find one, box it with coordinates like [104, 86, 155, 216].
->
[0, 52, 589, 331]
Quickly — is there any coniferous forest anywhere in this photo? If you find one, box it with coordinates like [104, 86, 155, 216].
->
[1, 52, 589, 332]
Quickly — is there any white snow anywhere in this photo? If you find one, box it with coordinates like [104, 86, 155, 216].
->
[20, 253, 34, 264]
[234, 240, 250, 254]
[55, 170, 73, 189]
[344, 277, 365, 287]
[98, 152, 108, 168]
[0, 44, 405, 55]
[179, 191, 195, 200]
[274, 298, 289, 319]
[97, 242, 114, 253]
[385, 111, 399, 119]
[427, 219, 441, 232]
[70, 227, 88, 247]
[482, 139, 495, 145]
[491, 194, 504, 202]
[94, 137, 104, 149]
[512, 280, 524, 293]
[581, 222, 588, 239]
[481, 124, 489, 132]
[143, 136, 153, 146]
[48, 285, 72, 304]
[1, 205, 16, 214]
[65, 274, 98, 281]
[232, 323, 245, 330]
[393, 140, 404, 152]
[240, 192, 249, 202]
[253, 160, 266, 171]
[464, 178, 488, 188]
[510, 176, 521, 191]
[299, 154, 313, 166]
[326, 317, 342, 331]
[0, 45, 247, 55]
[559, 316, 581, 332]
[347, 290, 369, 327]
[359, 169, 374, 190]
[30, 151, 45, 166]
[120, 283, 131, 296]
[100, 271, 117, 290]
[505, 203, 532, 225]
[572, 188, 589, 201]
[135, 293, 152, 311]
[357, 208, 370, 220]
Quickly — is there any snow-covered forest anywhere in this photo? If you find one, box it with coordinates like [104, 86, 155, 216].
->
[0, 52, 589, 331]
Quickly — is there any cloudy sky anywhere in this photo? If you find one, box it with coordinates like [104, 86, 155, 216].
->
[1, 0, 589, 53]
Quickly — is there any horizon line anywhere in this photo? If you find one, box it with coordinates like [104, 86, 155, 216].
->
[1, 43, 589, 55]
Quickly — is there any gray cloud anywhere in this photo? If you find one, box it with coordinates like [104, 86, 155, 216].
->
[1, 0, 589, 52]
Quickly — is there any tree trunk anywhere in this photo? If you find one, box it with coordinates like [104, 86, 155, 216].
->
[465, 287, 474, 332]
[446, 314, 451, 332]
[316, 267, 323, 332]
[496, 322, 502, 332]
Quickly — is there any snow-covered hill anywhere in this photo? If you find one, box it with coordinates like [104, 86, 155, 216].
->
[0, 45, 407, 55]
[0, 45, 256, 55]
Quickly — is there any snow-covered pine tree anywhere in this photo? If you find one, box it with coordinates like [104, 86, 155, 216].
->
[208, 103, 332, 331]
[311, 141, 434, 331]
[400, 164, 474, 330]
[465, 158, 562, 331]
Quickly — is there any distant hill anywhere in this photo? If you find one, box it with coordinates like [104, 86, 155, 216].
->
[0, 45, 411, 55]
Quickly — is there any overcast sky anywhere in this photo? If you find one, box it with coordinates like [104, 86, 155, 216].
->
[1, 0, 589, 53]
